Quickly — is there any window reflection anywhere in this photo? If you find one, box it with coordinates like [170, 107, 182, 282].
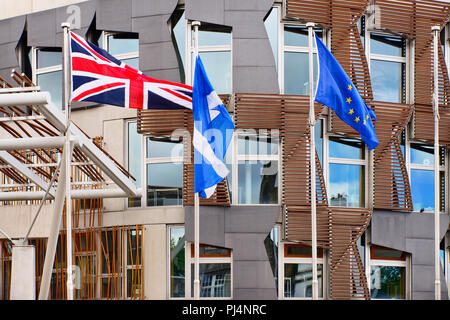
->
[410, 143, 434, 165]
[284, 52, 318, 95]
[238, 133, 278, 156]
[371, 60, 405, 103]
[329, 137, 364, 160]
[284, 26, 323, 48]
[370, 33, 405, 57]
[147, 137, 183, 158]
[370, 266, 406, 299]
[191, 264, 232, 298]
[238, 160, 278, 204]
[128, 123, 142, 208]
[170, 227, 185, 298]
[411, 169, 434, 212]
[284, 264, 323, 298]
[147, 163, 183, 206]
[264, 7, 279, 70]
[329, 163, 365, 207]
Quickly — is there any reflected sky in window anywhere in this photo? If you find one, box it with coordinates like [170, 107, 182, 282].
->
[329, 137, 364, 159]
[411, 169, 434, 212]
[238, 134, 278, 156]
[370, 33, 405, 57]
[147, 163, 183, 188]
[371, 59, 404, 103]
[329, 163, 364, 207]
[128, 122, 142, 187]
[410, 143, 434, 165]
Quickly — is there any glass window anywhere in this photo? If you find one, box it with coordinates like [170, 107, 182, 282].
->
[370, 246, 408, 300]
[234, 131, 280, 204]
[188, 244, 232, 299]
[368, 33, 407, 103]
[265, 227, 280, 296]
[147, 163, 183, 206]
[282, 243, 325, 299]
[284, 263, 324, 298]
[409, 143, 446, 212]
[172, 11, 187, 82]
[34, 48, 63, 109]
[282, 25, 322, 95]
[328, 136, 366, 208]
[146, 137, 183, 207]
[126, 227, 143, 299]
[169, 227, 185, 298]
[189, 23, 232, 93]
[107, 33, 139, 56]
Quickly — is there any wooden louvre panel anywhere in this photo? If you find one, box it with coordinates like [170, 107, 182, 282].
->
[285, 0, 332, 28]
[138, 95, 232, 206]
[329, 207, 372, 300]
[372, 101, 414, 211]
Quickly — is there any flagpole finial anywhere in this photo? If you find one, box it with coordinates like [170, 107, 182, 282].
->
[306, 22, 315, 28]
[192, 20, 201, 27]
[432, 25, 440, 32]
[61, 22, 70, 29]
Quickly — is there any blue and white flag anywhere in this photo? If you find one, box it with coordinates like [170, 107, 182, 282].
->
[193, 56, 234, 198]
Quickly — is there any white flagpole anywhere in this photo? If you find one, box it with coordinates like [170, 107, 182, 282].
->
[307, 22, 318, 300]
[192, 20, 201, 301]
[432, 25, 441, 301]
[61, 22, 74, 300]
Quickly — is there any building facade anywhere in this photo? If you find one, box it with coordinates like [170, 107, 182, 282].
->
[0, 0, 449, 300]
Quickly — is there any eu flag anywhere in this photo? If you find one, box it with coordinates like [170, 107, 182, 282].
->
[314, 34, 378, 150]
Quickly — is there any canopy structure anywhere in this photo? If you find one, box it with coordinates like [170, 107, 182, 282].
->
[0, 71, 141, 202]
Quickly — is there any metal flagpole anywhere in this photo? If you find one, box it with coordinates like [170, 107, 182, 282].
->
[432, 25, 441, 301]
[192, 20, 201, 301]
[307, 22, 318, 300]
[62, 22, 74, 300]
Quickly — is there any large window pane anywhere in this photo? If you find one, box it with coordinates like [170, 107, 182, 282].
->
[196, 51, 231, 94]
[329, 137, 364, 160]
[196, 27, 231, 47]
[238, 160, 278, 204]
[370, 33, 405, 57]
[147, 138, 183, 159]
[411, 169, 434, 212]
[371, 59, 405, 103]
[37, 70, 62, 108]
[107, 34, 139, 56]
[147, 163, 183, 206]
[191, 263, 231, 298]
[37, 49, 62, 68]
[170, 227, 185, 298]
[370, 266, 406, 299]
[284, 52, 317, 95]
[284, 263, 323, 298]
[329, 163, 365, 207]
[173, 11, 186, 79]
[121, 57, 139, 70]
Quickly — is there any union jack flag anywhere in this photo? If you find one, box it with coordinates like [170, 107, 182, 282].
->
[70, 31, 193, 110]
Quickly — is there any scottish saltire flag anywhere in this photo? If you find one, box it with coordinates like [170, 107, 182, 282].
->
[314, 34, 379, 150]
[193, 56, 234, 198]
[69, 32, 193, 110]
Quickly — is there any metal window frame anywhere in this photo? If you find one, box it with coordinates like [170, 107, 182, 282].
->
[185, 241, 233, 300]
[100, 31, 139, 62]
[230, 130, 281, 205]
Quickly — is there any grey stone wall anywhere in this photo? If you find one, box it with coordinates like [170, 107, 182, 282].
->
[185, 205, 280, 300]
[371, 210, 450, 300]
